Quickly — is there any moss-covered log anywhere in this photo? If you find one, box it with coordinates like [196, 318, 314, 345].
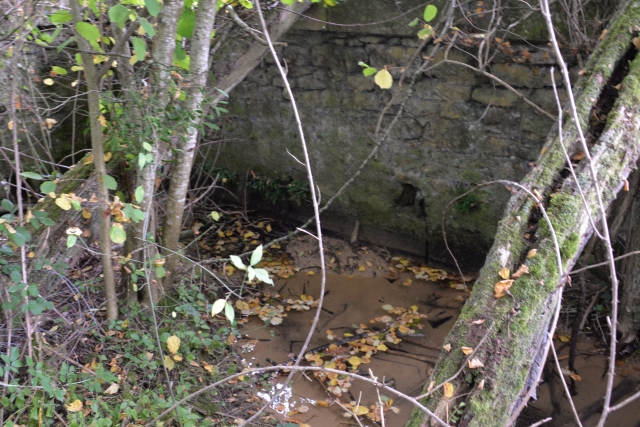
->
[407, 2, 640, 426]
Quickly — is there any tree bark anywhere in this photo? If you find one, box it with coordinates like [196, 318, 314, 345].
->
[70, 0, 118, 320]
[162, 0, 217, 285]
[407, 2, 640, 426]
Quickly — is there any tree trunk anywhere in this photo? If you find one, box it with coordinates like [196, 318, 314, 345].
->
[618, 178, 640, 345]
[407, 2, 640, 426]
[70, 0, 118, 320]
[162, 0, 217, 285]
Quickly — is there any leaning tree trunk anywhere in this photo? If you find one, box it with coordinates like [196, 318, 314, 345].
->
[407, 2, 640, 426]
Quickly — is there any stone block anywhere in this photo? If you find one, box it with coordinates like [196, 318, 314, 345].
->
[472, 87, 523, 107]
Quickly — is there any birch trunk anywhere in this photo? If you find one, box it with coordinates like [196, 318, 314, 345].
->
[407, 2, 640, 425]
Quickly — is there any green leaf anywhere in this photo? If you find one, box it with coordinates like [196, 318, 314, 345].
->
[155, 265, 166, 278]
[109, 223, 126, 244]
[177, 8, 196, 38]
[247, 266, 255, 282]
[142, 141, 153, 152]
[10, 231, 26, 247]
[423, 4, 437, 22]
[138, 17, 156, 38]
[224, 302, 235, 324]
[239, 0, 253, 9]
[75, 22, 101, 49]
[210, 211, 220, 221]
[131, 36, 146, 62]
[21, 171, 43, 180]
[102, 175, 117, 190]
[408, 17, 419, 27]
[357, 61, 369, 68]
[417, 27, 433, 40]
[49, 10, 72, 24]
[144, 0, 161, 17]
[363, 67, 377, 77]
[230, 255, 246, 270]
[10, 270, 22, 284]
[280, 0, 295, 4]
[51, 66, 67, 75]
[40, 181, 56, 193]
[138, 152, 147, 169]
[254, 268, 274, 285]
[108, 4, 130, 28]
[1, 199, 15, 212]
[66, 235, 77, 248]
[134, 186, 144, 203]
[250, 244, 263, 266]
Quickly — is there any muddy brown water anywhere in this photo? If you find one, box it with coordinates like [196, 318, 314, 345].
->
[234, 271, 640, 427]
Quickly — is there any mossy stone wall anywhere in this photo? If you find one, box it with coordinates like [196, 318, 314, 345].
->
[214, 1, 570, 267]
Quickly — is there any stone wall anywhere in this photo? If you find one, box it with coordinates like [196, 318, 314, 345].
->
[215, 1, 568, 268]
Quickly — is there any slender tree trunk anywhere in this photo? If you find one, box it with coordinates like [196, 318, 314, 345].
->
[162, 0, 217, 285]
[407, 2, 640, 425]
[69, 0, 118, 320]
[124, 0, 183, 304]
[618, 187, 640, 344]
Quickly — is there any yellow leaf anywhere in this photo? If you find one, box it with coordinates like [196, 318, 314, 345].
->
[306, 271, 315, 276]
[266, 224, 272, 232]
[316, 400, 330, 407]
[374, 68, 393, 89]
[55, 197, 72, 211]
[443, 344, 451, 352]
[558, 335, 570, 343]
[461, 346, 473, 355]
[498, 267, 510, 280]
[217, 230, 225, 238]
[443, 382, 454, 399]
[225, 264, 235, 276]
[82, 208, 92, 219]
[527, 249, 538, 259]
[355, 406, 369, 415]
[27, 251, 35, 258]
[164, 355, 175, 370]
[43, 78, 54, 85]
[377, 343, 388, 351]
[358, 265, 366, 272]
[104, 152, 112, 162]
[166, 335, 181, 354]
[348, 356, 362, 367]
[7, 120, 13, 130]
[84, 154, 94, 165]
[494, 279, 514, 298]
[121, 319, 129, 328]
[65, 399, 83, 412]
[98, 115, 107, 127]
[173, 354, 183, 361]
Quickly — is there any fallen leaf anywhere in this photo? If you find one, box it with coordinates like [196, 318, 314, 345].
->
[461, 346, 473, 355]
[527, 249, 538, 259]
[104, 383, 119, 395]
[468, 358, 484, 369]
[498, 267, 510, 280]
[348, 356, 362, 367]
[164, 355, 175, 370]
[443, 344, 452, 352]
[512, 264, 529, 279]
[166, 336, 181, 354]
[443, 382, 454, 399]
[471, 319, 485, 325]
[570, 372, 582, 381]
[494, 279, 514, 298]
[65, 400, 83, 412]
